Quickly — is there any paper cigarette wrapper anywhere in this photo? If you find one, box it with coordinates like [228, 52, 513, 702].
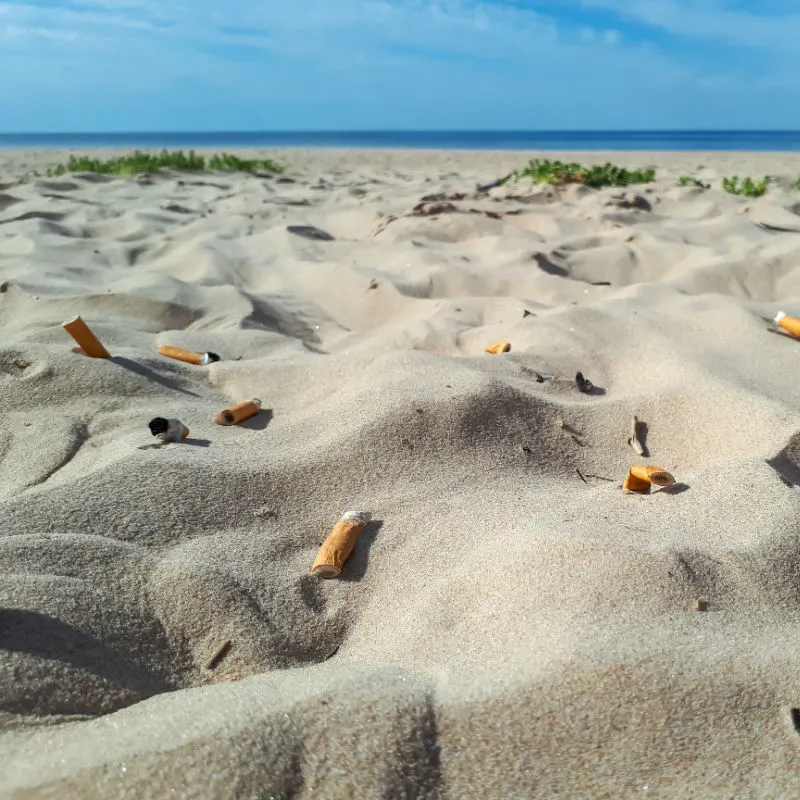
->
[623, 465, 675, 493]
[485, 341, 511, 354]
[312, 511, 371, 578]
[775, 311, 800, 338]
[62, 315, 111, 359]
[215, 399, 262, 426]
[158, 345, 207, 365]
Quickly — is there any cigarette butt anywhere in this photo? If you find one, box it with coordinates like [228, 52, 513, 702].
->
[148, 417, 190, 443]
[775, 311, 800, 338]
[215, 399, 262, 426]
[696, 598, 709, 612]
[485, 341, 511, 354]
[62, 315, 111, 359]
[158, 345, 219, 365]
[575, 371, 594, 393]
[623, 465, 675, 493]
[311, 511, 371, 578]
[628, 415, 645, 455]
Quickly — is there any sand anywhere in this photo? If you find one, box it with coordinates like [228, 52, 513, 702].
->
[2, 147, 800, 798]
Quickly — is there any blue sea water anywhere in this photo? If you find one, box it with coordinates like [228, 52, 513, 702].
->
[1, 130, 800, 151]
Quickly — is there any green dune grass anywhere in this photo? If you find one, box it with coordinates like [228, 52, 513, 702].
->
[504, 159, 656, 189]
[46, 149, 283, 177]
[677, 176, 711, 189]
[721, 175, 769, 197]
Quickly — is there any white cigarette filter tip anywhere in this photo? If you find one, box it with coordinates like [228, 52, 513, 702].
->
[775, 311, 787, 323]
[342, 511, 372, 524]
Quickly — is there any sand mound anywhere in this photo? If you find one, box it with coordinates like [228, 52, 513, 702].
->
[3, 148, 800, 798]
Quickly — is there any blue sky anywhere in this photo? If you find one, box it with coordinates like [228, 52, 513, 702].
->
[1, 0, 799, 131]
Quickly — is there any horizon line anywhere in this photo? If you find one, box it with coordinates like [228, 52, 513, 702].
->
[2, 129, 800, 136]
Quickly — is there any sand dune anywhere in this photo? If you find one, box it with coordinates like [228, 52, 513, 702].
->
[2, 148, 800, 798]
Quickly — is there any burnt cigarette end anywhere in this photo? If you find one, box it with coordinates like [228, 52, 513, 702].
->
[206, 351, 221, 362]
[148, 417, 170, 437]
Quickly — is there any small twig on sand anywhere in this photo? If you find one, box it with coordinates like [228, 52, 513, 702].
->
[476, 174, 512, 193]
[576, 468, 588, 484]
[206, 640, 232, 670]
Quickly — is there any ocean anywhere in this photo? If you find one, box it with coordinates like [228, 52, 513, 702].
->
[1, 131, 799, 152]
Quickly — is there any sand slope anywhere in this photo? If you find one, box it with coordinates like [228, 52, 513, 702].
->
[2, 149, 800, 798]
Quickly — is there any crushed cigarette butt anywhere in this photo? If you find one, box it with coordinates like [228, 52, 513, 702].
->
[485, 341, 511, 354]
[148, 417, 190, 444]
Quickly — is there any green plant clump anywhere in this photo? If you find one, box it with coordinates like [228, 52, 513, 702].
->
[677, 176, 710, 189]
[504, 159, 656, 189]
[722, 175, 769, 197]
[45, 149, 283, 177]
[207, 153, 283, 173]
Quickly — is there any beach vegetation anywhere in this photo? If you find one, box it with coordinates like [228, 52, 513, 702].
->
[721, 175, 769, 197]
[45, 149, 283, 177]
[677, 176, 710, 189]
[504, 159, 656, 189]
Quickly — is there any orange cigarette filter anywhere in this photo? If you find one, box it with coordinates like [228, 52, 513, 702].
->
[623, 465, 675, 493]
[215, 398, 262, 426]
[486, 341, 511, 354]
[775, 311, 800, 338]
[158, 345, 205, 365]
[62, 315, 111, 359]
[311, 511, 371, 578]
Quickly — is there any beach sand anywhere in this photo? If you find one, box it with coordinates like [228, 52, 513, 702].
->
[2, 147, 800, 798]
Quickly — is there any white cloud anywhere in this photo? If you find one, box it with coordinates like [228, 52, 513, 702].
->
[577, 0, 800, 52]
[4, 24, 79, 40]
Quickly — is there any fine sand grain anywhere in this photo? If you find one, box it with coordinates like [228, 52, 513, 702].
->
[2, 148, 800, 798]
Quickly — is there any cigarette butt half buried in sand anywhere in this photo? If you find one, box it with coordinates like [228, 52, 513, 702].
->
[148, 417, 190, 443]
[62, 315, 111, 359]
[158, 345, 220, 366]
[215, 399, 262, 426]
[312, 511, 372, 579]
[623, 465, 675, 494]
[485, 341, 511, 354]
[774, 311, 800, 339]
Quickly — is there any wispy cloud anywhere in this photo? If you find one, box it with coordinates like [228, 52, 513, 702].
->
[576, 0, 800, 51]
[0, 0, 797, 131]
